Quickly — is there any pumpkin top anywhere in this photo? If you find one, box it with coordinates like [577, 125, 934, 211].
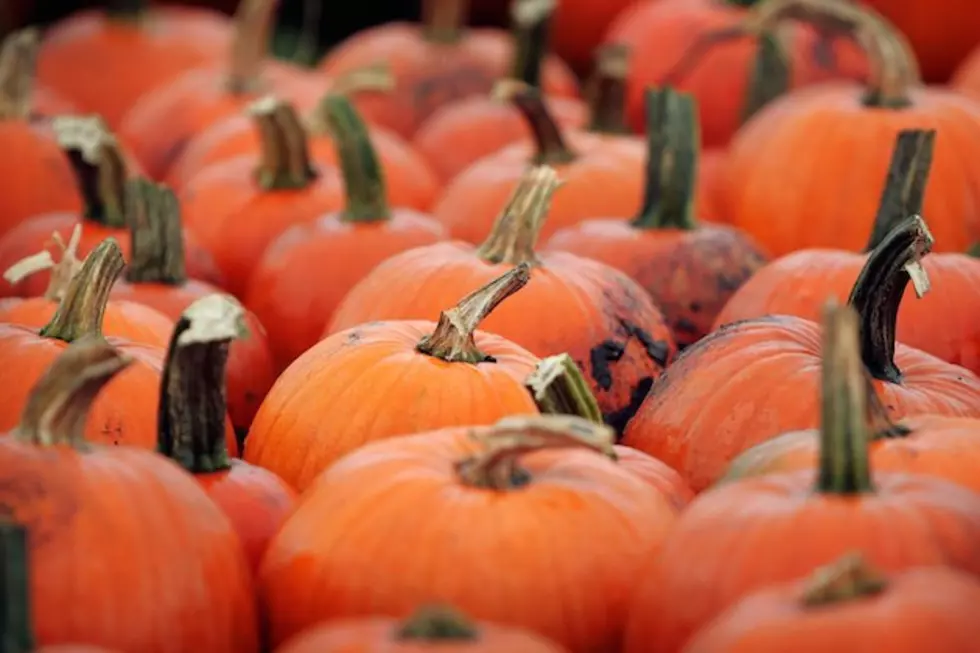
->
[124, 178, 189, 285]
[422, 0, 469, 45]
[395, 605, 479, 642]
[864, 129, 935, 252]
[526, 352, 604, 425]
[1, 520, 32, 653]
[416, 262, 531, 363]
[52, 116, 128, 228]
[476, 165, 563, 266]
[800, 552, 888, 607]
[585, 43, 631, 135]
[305, 65, 395, 136]
[158, 294, 246, 475]
[225, 0, 277, 94]
[0, 28, 39, 122]
[3, 224, 83, 301]
[248, 95, 319, 191]
[509, 0, 556, 88]
[497, 81, 577, 165]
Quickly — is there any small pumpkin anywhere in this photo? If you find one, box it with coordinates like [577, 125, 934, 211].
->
[0, 337, 259, 652]
[623, 301, 980, 653]
[550, 0, 640, 74]
[259, 414, 678, 651]
[245, 264, 541, 491]
[545, 86, 767, 347]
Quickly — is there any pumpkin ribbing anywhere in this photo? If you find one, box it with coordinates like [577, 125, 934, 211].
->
[248, 96, 318, 191]
[395, 606, 480, 641]
[800, 552, 888, 607]
[0, 521, 30, 653]
[125, 178, 187, 285]
[0, 29, 37, 121]
[586, 43, 630, 135]
[509, 0, 556, 89]
[51, 116, 127, 228]
[863, 129, 934, 252]
[476, 164, 562, 265]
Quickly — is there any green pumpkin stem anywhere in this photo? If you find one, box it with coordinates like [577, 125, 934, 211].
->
[499, 81, 577, 165]
[816, 300, 874, 494]
[742, 30, 790, 125]
[319, 95, 390, 223]
[632, 87, 699, 231]
[847, 215, 933, 384]
[249, 95, 319, 191]
[125, 178, 188, 285]
[801, 552, 888, 606]
[416, 263, 531, 364]
[304, 65, 395, 137]
[39, 238, 126, 344]
[423, 0, 469, 44]
[509, 0, 556, 88]
[863, 130, 935, 252]
[226, 0, 277, 93]
[526, 353, 604, 425]
[0, 29, 39, 121]
[396, 605, 479, 641]
[0, 521, 31, 653]
[157, 294, 247, 474]
[477, 165, 562, 266]
[52, 116, 128, 228]
[586, 44, 631, 135]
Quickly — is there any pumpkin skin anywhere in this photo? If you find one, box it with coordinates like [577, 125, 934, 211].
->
[258, 415, 678, 651]
[613, 444, 694, 512]
[550, 0, 641, 74]
[951, 46, 980, 100]
[696, 148, 725, 220]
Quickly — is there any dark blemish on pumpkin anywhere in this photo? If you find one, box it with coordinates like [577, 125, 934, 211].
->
[673, 318, 699, 337]
[689, 302, 702, 313]
[0, 476, 79, 546]
[621, 320, 670, 368]
[603, 376, 654, 437]
[235, 426, 249, 452]
[344, 330, 362, 345]
[589, 340, 624, 391]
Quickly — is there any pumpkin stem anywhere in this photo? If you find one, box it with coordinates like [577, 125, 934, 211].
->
[586, 43, 631, 135]
[2, 225, 83, 301]
[509, 0, 556, 88]
[158, 294, 246, 474]
[847, 215, 933, 384]
[0, 28, 39, 121]
[106, 0, 146, 21]
[124, 178, 188, 286]
[416, 263, 531, 364]
[742, 30, 790, 125]
[319, 95, 390, 223]
[38, 238, 126, 344]
[456, 415, 616, 490]
[422, 0, 469, 44]
[52, 116, 128, 228]
[496, 80, 577, 165]
[801, 552, 888, 606]
[526, 353, 604, 425]
[226, 0, 276, 94]
[632, 87, 699, 231]
[395, 605, 479, 641]
[816, 300, 874, 495]
[863, 129, 935, 252]
[0, 520, 32, 653]
[476, 165, 563, 266]
[15, 337, 131, 447]
[305, 64, 396, 135]
[249, 95, 318, 191]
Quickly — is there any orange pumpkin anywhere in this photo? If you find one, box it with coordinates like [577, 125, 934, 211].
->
[0, 338, 259, 652]
[259, 415, 678, 651]
[551, 0, 640, 74]
[623, 215, 980, 492]
[317, 0, 580, 138]
[244, 264, 541, 491]
[329, 166, 677, 433]
[696, 148, 725, 220]
[545, 86, 767, 347]
[245, 95, 448, 370]
[682, 554, 980, 653]
[275, 606, 569, 653]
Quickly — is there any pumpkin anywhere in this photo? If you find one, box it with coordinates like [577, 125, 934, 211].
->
[275, 605, 568, 653]
[156, 293, 296, 572]
[623, 301, 980, 653]
[316, 0, 580, 138]
[30, 85, 77, 118]
[329, 165, 677, 433]
[681, 553, 980, 653]
[0, 337, 259, 652]
[108, 178, 276, 437]
[258, 414, 678, 651]
[623, 215, 980, 492]
[951, 46, 980, 100]
[0, 117, 221, 299]
[550, 0, 640, 74]
[603, 0, 868, 145]
[696, 148, 725, 220]
[244, 95, 448, 370]
[35, 0, 231, 128]
[545, 86, 767, 347]
[244, 264, 541, 491]
[720, 0, 980, 256]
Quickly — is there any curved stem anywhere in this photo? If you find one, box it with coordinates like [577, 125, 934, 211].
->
[39, 238, 126, 344]
[632, 87, 698, 231]
[526, 353, 603, 425]
[422, 0, 469, 44]
[416, 263, 531, 364]
[304, 65, 395, 136]
[0, 28, 38, 121]
[816, 300, 874, 494]
[509, 0, 556, 88]
[15, 338, 131, 447]
[51, 116, 128, 228]
[158, 295, 246, 474]
[864, 129, 935, 252]
[496, 81, 577, 165]
[456, 415, 616, 490]
[742, 30, 790, 125]
[847, 215, 933, 384]
[226, 0, 277, 93]
[395, 606, 479, 641]
[801, 552, 888, 607]
[0, 521, 31, 653]
[476, 165, 562, 266]
[248, 95, 318, 190]
[3, 225, 82, 301]
[586, 43, 631, 135]
[319, 95, 390, 222]
[125, 178, 188, 285]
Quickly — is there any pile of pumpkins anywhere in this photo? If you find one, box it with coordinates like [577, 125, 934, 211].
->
[4, 0, 980, 651]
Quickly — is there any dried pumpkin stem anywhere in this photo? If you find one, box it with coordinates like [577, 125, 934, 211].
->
[0, 29, 39, 121]
[801, 552, 888, 606]
[249, 95, 318, 190]
[477, 165, 562, 266]
[847, 215, 933, 384]
[158, 294, 246, 474]
[498, 81, 577, 165]
[3, 225, 83, 301]
[0, 521, 32, 653]
[416, 263, 531, 364]
[526, 353, 604, 425]
[106, 0, 146, 21]
[509, 0, 556, 88]
[52, 116, 128, 228]
[395, 605, 479, 641]
[742, 31, 790, 124]
[586, 43, 631, 135]
[124, 178, 188, 285]
[320, 95, 390, 222]
[304, 65, 395, 135]
[632, 87, 699, 231]
[423, 0, 469, 44]
[226, 0, 277, 93]
[816, 300, 874, 494]
[39, 238, 126, 343]
[15, 337, 131, 447]
[456, 415, 616, 490]
[863, 129, 935, 252]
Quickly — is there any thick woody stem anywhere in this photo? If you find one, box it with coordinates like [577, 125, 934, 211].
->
[864, 129, 935, 252]
[586, 43, 631, 135]
[0, 29, 39, 121]
[742, 30, 790, 124]
[0, 520, 32, 653]
[226, 0, 277, 93]
[509, 0, 556, 88]
[248, 95, 318, 190]
[801, 552, 888, 606]
[476, 165, 563, 266]
[526, 353, 604, 425]
[52, 116, 128, 228]
[496, 80, 577, 165]
[422, 0, 469, 44]
[106, 0, 146, 20]
[125, 178, 188, 285]
[304, 65, 395, 135]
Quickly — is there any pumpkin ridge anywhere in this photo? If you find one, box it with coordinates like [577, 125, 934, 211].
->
[247, 96, 319, 191]
[864, 129, 935, 252]
[124, 178, 188, 285]
[395, 605, 480, 641]
[498, 81, 577, 165]
[586, 43, 631, 135]
[509, 0, 556, 88]
[476, 164, 563, 265]
[800, 552, 888, 606]
[0, 29, 38, 121]
[52, 116, 128, 228]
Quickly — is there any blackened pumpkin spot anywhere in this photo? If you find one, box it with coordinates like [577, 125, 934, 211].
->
[590, 340, 625, 391]
[603, 376, 653, 437]
[620, 320, 670, 368]
[672, 318, 699, 338]
[344, 330, 363, 345]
